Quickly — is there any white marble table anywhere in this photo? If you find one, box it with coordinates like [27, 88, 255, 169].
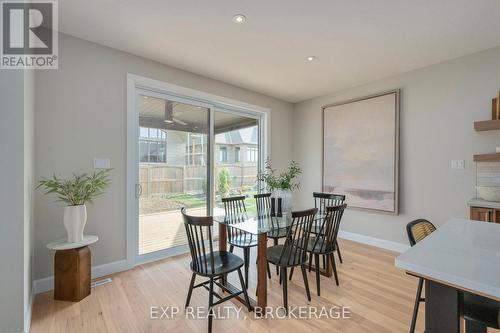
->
[395, 218, 500, 332]
[47, 235, 98, 250]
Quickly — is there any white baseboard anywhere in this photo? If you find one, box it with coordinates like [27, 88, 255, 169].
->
[33, 259, 130, 294]
[338, 230, 410, 253]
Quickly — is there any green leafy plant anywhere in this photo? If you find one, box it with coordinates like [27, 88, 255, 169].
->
[257, 159, 301, 191]
[37, 169, 112, 206]
[218, 169, 231, 198]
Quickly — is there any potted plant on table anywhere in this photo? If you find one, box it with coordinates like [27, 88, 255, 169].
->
[257, 159, 301, 213]
[37, 169, 111, 243]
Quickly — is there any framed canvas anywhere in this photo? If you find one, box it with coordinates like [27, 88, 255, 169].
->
[322, 90, 400, 214]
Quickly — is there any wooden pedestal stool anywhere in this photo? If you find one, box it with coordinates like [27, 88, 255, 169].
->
[47, 235, 98, 302]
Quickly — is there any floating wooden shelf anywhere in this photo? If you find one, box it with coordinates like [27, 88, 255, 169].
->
[474, 119, 500, 131]
[473, 153, 500, 162]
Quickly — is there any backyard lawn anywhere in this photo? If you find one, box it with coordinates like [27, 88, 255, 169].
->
[139, 191, 258, 215]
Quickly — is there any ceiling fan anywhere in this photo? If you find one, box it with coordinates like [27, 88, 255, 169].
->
[164, 101, 187, 126]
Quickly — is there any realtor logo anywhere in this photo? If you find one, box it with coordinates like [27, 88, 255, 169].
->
[1, 0, 58, 69]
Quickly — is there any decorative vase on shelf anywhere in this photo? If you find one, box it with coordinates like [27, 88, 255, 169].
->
[271, 189, 293, 214]
[63, 204, 87, 243]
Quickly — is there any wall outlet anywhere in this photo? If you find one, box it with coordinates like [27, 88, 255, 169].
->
[94, 158, 111, 169]
[451, 160, 465, 169]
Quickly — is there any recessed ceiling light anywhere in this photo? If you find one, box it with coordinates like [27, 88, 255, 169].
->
[306, 56, 316, 62]
[233, 14, 246, 24]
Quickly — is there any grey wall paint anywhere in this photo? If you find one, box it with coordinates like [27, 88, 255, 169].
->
[34, 34, 293, 279]
[293, 46, 500, 245]
[24, 69, 35, 333]
[0, 68, 34, 332]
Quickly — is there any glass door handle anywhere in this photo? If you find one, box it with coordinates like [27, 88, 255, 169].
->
[136, 184, 143, 198]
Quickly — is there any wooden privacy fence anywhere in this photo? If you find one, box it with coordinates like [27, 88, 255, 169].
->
[139, 164, 257, 196]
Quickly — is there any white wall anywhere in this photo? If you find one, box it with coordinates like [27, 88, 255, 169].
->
[23, 69, 35, 333]
[0, 68, 35, 332]
[34, 34, 293, 280]
[293, 46, 500, 246]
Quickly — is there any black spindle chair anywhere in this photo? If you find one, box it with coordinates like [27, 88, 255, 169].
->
[290, 204, 346, 295]
[266, 208, 317, 313]
[255, 193, 290, 275]
[182, 207, 251, 333]
[222, 196, 257, 287]
[312, 192, 346, 267]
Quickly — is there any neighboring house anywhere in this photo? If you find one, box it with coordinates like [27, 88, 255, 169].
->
[139, 126, 258, 167]
[139, 125, 259, 195]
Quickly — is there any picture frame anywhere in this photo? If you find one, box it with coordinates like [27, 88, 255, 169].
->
[322, 89, 400, 214]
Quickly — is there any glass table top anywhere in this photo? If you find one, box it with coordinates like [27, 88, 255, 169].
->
[213, 211, 326, 235]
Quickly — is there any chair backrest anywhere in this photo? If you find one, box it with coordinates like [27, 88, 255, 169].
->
[222, 195, 246, 216]
[406, 219, 436, 246]
[279, 208, 317, 266]
[254, 193, 272, 218]
[311, 204, 347, 253]
[222, 195, 251, 242]
[313, 192, 346, 214]
[181, 207, 215, 275]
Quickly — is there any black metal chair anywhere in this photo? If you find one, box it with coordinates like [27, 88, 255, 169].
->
[182, 207, 251, 333]
[266, 208, 317, 313]
[312, 192, 346, 271]
[406, 219, 436, 333]
[291, 204, 346, 295]
[221, 196, 257, 287]
[406, 219, 500, 333]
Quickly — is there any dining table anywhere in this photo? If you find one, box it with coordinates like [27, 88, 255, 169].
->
[395, 218, 500, 332]
[213, 210, 331, 309]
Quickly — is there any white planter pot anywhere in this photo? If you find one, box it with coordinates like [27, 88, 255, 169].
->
[271, 189, 293, 214]
[63, 204, 87, 243]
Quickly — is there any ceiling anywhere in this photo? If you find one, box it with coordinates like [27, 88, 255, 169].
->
[138, 95, 257, 133]
[59, 0, 500, 102]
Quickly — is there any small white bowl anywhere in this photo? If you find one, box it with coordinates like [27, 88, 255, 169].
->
[476, 186, 500, 202]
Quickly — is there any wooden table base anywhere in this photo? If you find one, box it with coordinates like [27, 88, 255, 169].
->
[54, 246, 91, 302]
[218, 224, 268, 309]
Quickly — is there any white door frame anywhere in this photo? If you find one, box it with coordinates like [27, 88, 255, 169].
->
[126, 73, 269, 267]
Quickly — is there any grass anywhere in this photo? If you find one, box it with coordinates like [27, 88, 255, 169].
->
[139, 191, 258, 215]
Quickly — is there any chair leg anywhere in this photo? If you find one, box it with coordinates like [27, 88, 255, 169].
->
[409, 278, 424, 333]
[237, 268, 252, 312]
[301, 264, 311, 301]
[465, 319, 487, 333]
[322, 255, 326, 270]
[279, 267, 282, 285]
[289, 267, 294, 280]
[243, 247, 250, 288]
[314, 254, 321, 296]
[282, 267, 288, 314]
[208, 277, 214, 333]
[274, 239, 279, 275]
[330, 253, 339, 286]
[336, 240, 343, 263]
[267, 262, 271, 279]
[229, 245, 234, 253]
[185, 273, 196, 308]
[308, 253, 313, 272]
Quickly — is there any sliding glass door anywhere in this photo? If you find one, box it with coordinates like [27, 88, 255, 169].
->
[213, 110, 260, 215]
[134, 88, 263, 261]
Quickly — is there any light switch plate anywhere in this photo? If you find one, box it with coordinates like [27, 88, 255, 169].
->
[94, 158, 111, 169]
[451, 160, 465, 169]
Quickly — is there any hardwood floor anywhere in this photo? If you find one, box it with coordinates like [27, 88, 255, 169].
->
[31, 239, 427, 332]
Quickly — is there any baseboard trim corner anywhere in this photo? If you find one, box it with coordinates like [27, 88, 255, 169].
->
[338, 230, 410, 253]
[33, 259, 130, 295]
